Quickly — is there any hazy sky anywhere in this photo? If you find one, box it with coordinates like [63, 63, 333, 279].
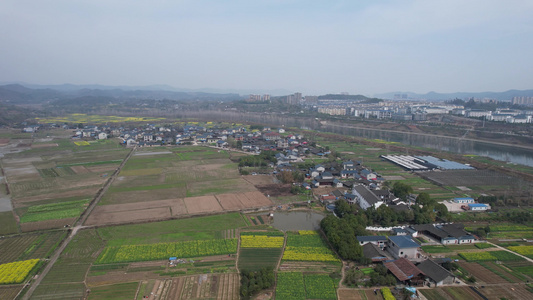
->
[2, 0, 533, 95]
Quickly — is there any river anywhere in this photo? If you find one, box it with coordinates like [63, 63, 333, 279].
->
[321, 123, 533, 167]
[170, 110, 533, 167]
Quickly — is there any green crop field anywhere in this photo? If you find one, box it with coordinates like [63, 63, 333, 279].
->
[421, 245, 453, 253]
[30, 282, 86, 300]
[95, 239, 238, 264]
[34, 229, 104, 299]
[276, 272, 306, 300]
[87, 282, 138, 300]
[41, 261, 91, 284]
[0, 212, 18, 235]
[101, 145, 247, 205]
[282, 231, 339, 262]
[0, 231, 65, 263]
[459, 250, 524, 262]
[97, 213, 246, 246]
[20, 199, 88, 223]
[420, 289, 448, 300]
[238, 248, 282, 271]
[303, 274, 337, 300]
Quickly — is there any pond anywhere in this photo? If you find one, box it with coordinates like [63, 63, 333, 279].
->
[271, 210, 325, 231]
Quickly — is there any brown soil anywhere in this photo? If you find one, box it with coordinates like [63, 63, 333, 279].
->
[87, 270, 158, 287]
[0, 139, 10, 146]
[86, 198, 188, 226]
[255, 184, 292, 197]
[242, 191, 273, 206]
[70, 165, 90, 174]
[216, 194, 246, 210]
[184, 196, 224, 214]
[458, 262, 504, 284]
[13, 188, 98, 204]
[338, 289, 364, 300]
[101, 188, 187, 205]
[20, 217, 76, 232]
[364, 289, 383, 300]
[243, 175, 276, 185]
[85, 207, 171, 226]
[479, 285, 533, 299]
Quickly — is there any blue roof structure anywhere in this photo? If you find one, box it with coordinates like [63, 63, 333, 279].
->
[468, 203, 488, 208]
[388, 235, 420, 248]
[416, 156, 474, 170]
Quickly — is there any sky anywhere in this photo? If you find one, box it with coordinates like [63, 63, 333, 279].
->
[1, 0, 533, 96]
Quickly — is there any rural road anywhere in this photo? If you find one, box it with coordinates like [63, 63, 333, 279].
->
[22, 147, 136, 300]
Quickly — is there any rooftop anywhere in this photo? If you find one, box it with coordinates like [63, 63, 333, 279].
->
[416, 259, 454, 283]
[357, 236, 387, 242]
[384, 258, 425, 281]
[388, 235, 420, 248]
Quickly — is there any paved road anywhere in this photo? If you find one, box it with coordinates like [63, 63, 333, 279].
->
[22, 147, 136, 300]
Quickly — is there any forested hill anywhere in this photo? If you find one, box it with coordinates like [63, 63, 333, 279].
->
[0, 84, 243, 104]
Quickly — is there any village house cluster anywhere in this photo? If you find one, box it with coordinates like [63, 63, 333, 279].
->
[356, 222, 478, 287]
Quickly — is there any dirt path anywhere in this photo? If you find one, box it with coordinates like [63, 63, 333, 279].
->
[22, 147, 136, 300]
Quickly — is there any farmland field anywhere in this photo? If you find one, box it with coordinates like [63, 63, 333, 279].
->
[458, 262, 507, 284]
[87, 281, 138, 300]
[100, 146, 261, 206]
[303, 273, 337, 300]
[36, 113, 166, 124]
[0, 231, 66, 263]
[0, 286, 23, 300]
[20, 199, 88, 223]
[97, 213, 246, 246]
[282, 231, 339, 262]
[240, 235, 284, 248]
[276, 272, 306, 300]
[30, 282, 86, 300]
[508, 245, 533, 258]
[238, 248, 282, 271]
[0, 259, 40, 284]
[95, 239, 238, 264]
[459, 250, 524, 262]
[0, 211, 18, 235]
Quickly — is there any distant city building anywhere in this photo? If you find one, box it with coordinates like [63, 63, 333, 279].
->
[286, 92, 302, 105]
[513, 96, 533, 105]
[317, 106, 347, 116]
[304, 95, 318, 104]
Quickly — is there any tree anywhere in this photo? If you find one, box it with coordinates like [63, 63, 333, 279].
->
[415, 193, 434, 206]
[392, 182, 413, 201]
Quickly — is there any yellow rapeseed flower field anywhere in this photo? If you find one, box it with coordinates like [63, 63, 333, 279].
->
[0, 259, 40, 284]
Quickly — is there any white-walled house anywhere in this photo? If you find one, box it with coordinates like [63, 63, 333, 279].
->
[353, 185, 384, 210]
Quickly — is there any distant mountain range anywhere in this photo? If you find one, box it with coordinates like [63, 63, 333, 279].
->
[0, 82, 292, 97]
[375, 90, 533, 101]
[0, 83, 247, 104]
